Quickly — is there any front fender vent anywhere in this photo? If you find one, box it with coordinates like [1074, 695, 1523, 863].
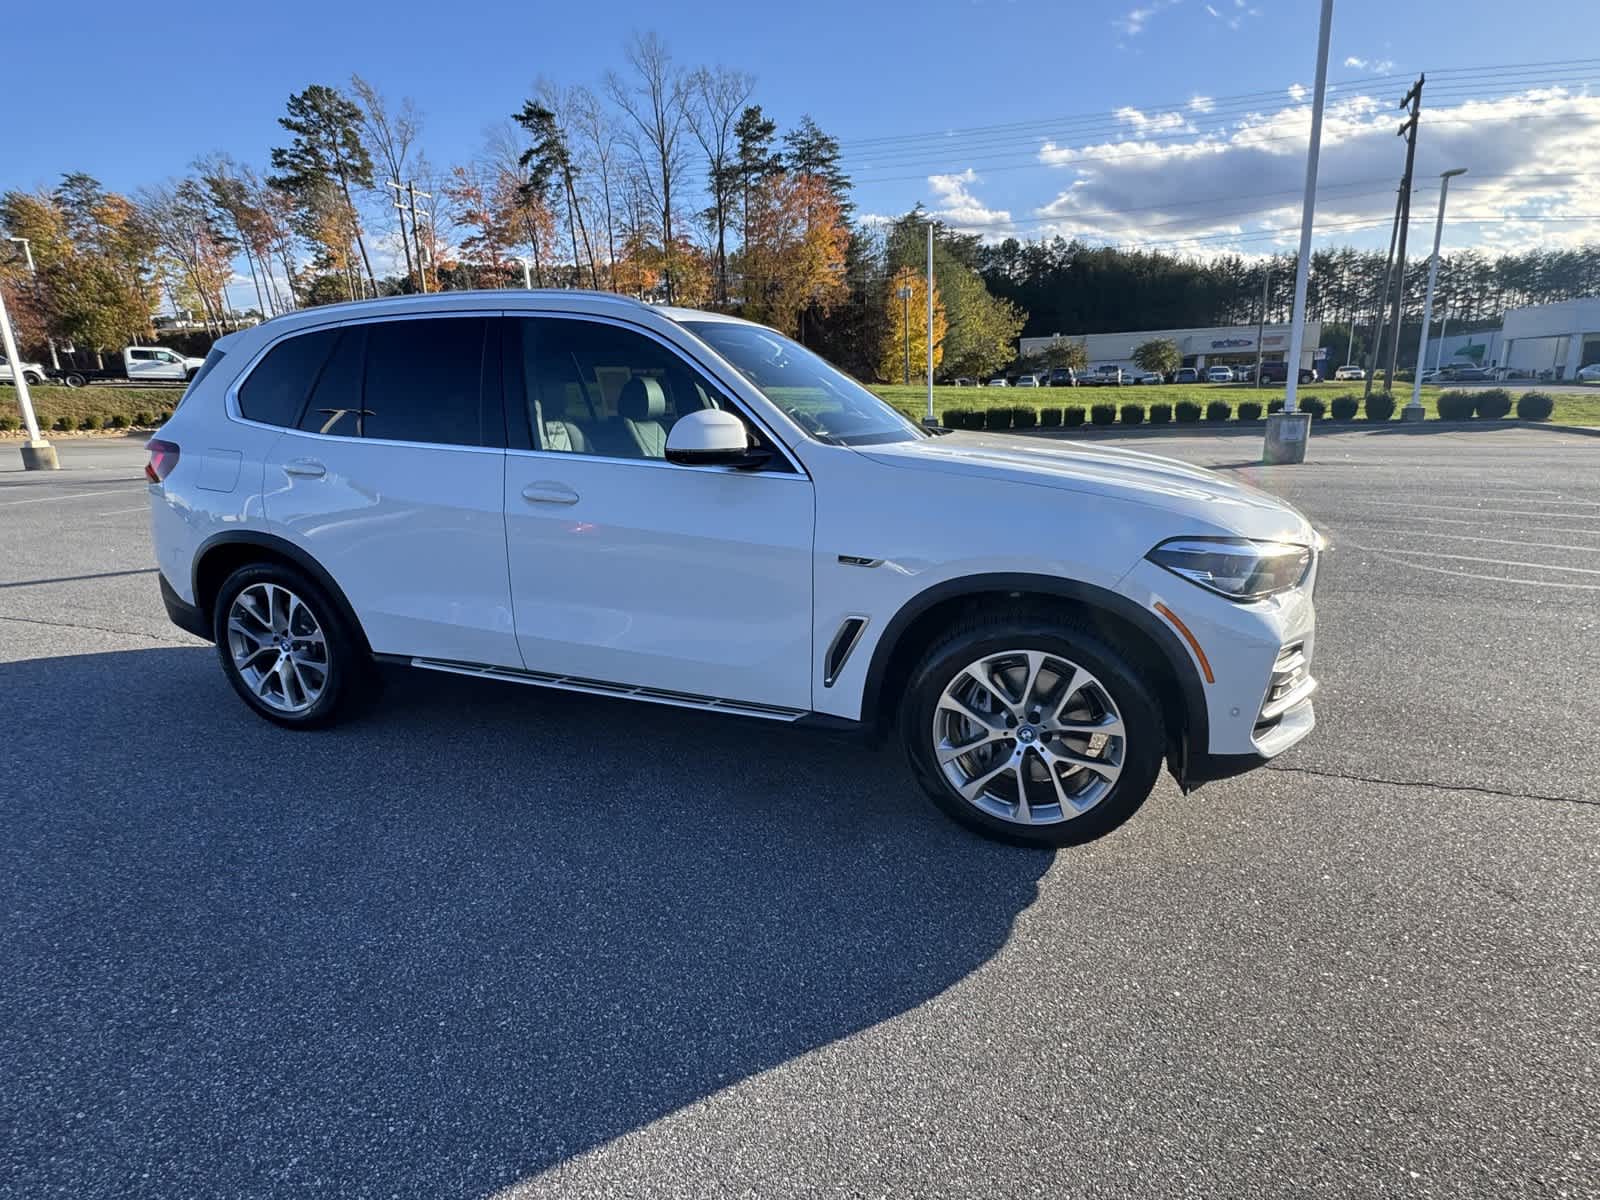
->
[823, 616, 869, 688]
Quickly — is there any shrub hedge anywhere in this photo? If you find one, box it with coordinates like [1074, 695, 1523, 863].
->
[1012, 406, 1038, 429]
[1237, 400, 1262, 422]
[1473, 388, 1513, 419]
[1365, 391, 1395, 421]
[1041, 406, 1063, 427]
[1205, 400, 1231, 422]
[1090, 403, 1117, 426]
[1330, 394, 1359, 421]
[1149, 403, 1172, 424]
[1436, 391, 1476, 420]
[1175, 401, 1202, 423]
[1268, 398, 1285, 414]
[985, 407, 1013, 431]
[1120, 403, 1144, 425]
[1064, 405, 1086, 427]
[0, 416, 17, 432]
[1517, 391, 1554, 420]
[1301, 397, 1326, 419]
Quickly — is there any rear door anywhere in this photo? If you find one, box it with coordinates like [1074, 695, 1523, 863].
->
[249, 313, 519, 668]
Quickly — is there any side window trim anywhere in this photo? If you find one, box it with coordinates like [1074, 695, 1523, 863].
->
[227, 310, 507, 451]
[502, 312, 801, 475]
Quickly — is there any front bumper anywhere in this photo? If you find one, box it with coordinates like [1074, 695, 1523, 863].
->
[160, 572, 212, 641]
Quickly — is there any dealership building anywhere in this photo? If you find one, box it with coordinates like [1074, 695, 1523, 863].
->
[1419, 298, 1600, 379]
[1020, 322, 1325, 375]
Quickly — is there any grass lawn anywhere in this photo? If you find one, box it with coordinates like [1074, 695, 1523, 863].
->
[0, 385, 179, 433]
[869, 382, 1600, 428]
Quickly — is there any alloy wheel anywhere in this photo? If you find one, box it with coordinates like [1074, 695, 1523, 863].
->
[932, 648, 1126, 826]
[225, 582, 329, 715]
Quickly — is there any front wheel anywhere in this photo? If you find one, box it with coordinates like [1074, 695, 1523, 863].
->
[901, 614, 1166, 846]
[63, 372, 87, 388]
[23, 371, 43, 386]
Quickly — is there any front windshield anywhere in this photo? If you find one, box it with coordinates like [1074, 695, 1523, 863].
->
[681, 319, 924, 447]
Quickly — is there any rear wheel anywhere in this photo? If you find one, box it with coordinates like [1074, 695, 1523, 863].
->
[63, 372, 87, 388]
[23, 371, 43, 386]
[901, 614, 1165, 846]
[212, 563, 371, 729]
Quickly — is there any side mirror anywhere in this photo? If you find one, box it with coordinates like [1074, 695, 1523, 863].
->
[665, 409, 771, 469]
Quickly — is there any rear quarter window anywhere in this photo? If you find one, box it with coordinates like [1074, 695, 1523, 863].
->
[236, 329, 341, 427]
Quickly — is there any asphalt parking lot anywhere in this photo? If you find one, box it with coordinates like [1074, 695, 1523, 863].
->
[3, 427, 1597, 1199]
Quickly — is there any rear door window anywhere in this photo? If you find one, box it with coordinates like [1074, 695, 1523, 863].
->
[361, 318, 494, 447]
[237, 328, 340, 427]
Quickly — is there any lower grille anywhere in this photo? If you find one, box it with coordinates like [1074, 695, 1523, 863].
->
[1257, 642, 1317, 728]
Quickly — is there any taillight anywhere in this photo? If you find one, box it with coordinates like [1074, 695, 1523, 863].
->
[145, 439, 180, 484]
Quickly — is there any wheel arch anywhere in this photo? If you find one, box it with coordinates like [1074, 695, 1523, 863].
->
[192, 531, 372, 654]
[860, 573, 1208, 766]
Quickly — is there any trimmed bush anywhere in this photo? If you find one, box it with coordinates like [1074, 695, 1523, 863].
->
[1090, 403, 1117, 426]
[1518, 391, 1555, 420]
[1330, 394, 1359, 421]
[1149, 403, 1173, 424]
[942, 408, 968, 429]
[1436, 391, 1475, 420]
[1012, 406, 1038, 430]
[133, 411, 153, 427]
[985, 406, 1014, 431]
[53, 416, 71, 431]
[1474, 388, 1512, 419]
[78, 415, 99, 431]
[110, 413, 130, 429]
[1120, 403, 1144, 425]
[1175, 401, 1202, 423]
[0, 415, 17, 432]
[1040, 406, 1063, 427]
[1301, 397, 1325, 419]
[1063, 405, 1086, 427]
[1268, 398, 1286, 414]
[1237, 400, 1263, 422]
[1365, 391, 1396, 422]
[100, 415, 117, 429]
[1205, 400, 1231, 422]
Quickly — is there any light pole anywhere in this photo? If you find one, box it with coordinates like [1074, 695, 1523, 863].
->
[0, 274, 56, 470]
[516, 257, 534, 289]
[925, 220, 936, 426]
[7, 237, 59, 371]
[1434, 304, 1450, 375]
[1406, 168, 1467, 421]
[1264, 0, 1333, 465]
[897, 284, 912, 386]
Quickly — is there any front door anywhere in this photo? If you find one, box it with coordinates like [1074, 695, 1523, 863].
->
[252, 314, 519, 668]
[500, 315, 815, 712]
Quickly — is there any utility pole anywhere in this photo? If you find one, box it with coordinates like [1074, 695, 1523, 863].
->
[1383, 74, 1424, 394]
[897, 283, 912, 385]
[1363, 186, 1403, 401]
[393, 181, 432, 294]
[1435, 304, 1450, 374]
[1254, 266, 1271, 388]
[0, 278, 56, 470]
[1407, 168, 1467, 420]
[386, 180, 418, 293]
[1263, 0, 1332, 464]
[925, 220, 935, 425]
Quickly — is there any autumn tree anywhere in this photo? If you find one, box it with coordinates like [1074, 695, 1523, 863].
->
[740, 172, 848, 336]
[733, 105, 782, 258]
[783, 115, 851, 215]
[878, 265, 947, 383]
[1132, 338, 1181, 377]
[686, 66, 754, 306]
[515, 89, 598, 288]
[606, 32, 690, 301]
[884, 210, 1021, 381]
[270, 84, 378, 296]
[137, 180, 234, 334]
[350, 74, 422, 292]
[441, 167, 517, 287]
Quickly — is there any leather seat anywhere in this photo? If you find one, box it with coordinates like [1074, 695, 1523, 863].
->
[619, 376, 669, 458]
[537, 383, 591, 454]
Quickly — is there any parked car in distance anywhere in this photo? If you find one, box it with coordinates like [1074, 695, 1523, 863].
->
[145, 290, 1322, 848]
[1129, 370, 1163, 385]
[0, 355, 47, 386]
[1255, 361, 1318, 385]
[1082, 365, 1127, 386]
[1047, 367, 1079, 387]
[1014, 374, 1041, 387]
[952, 377, 976, 387]
[1205, 366, 1235, 383]
[1438, 365, 1492, 382]
[1174, 367, 1200, 384]
[1333, 364, 1365, 381]
[986, 376, 1010, 387]
[53, 345, 207, 388]
[1577, 363, 1600, 381]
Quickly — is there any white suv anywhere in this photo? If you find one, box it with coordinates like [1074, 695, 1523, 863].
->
[147, 292, 1320, 846]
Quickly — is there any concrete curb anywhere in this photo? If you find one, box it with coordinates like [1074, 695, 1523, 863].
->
[998, 419, 1600, 441]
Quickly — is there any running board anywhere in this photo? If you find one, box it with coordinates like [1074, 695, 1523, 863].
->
[409, 658, 806, 722]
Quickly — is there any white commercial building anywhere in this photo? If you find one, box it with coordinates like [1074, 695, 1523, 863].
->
[1020, 322, 1324, 375]
[1422, 328, 1505, 372]
[1499, 298, 1600, 380]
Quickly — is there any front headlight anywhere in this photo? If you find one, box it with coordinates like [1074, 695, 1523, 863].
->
[1147, 537, 1313, 601]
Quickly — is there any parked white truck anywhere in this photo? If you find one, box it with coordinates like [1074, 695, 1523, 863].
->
[0, 354, 48, 386]
[53, 346, 208, 388]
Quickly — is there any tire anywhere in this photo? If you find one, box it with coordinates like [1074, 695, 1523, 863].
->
[63, 372, 87, 389]
[23, 371, 43, 386]
[901, 610, 1166, 847]
[212, 562, 372, 729]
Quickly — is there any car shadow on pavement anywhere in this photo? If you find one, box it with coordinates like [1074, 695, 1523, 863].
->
[1, 647, 1052, 1198]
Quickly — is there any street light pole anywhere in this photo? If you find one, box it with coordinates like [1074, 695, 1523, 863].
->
[1264, 0, 1333, 464]
[0, 277, 56, 470]
[1407, 168, 1467, 420]
[897, 284, 912, 386]
[8, 236, 59, 371]
[925, 220, 935, 426]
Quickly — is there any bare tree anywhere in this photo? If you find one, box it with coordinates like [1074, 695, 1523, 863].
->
[350, 74, 422, 292]
[686, 65, 753, 307]
[572, 85, 622, 291]
[484, 121, 554, 286]
[606, 31, 690, 302]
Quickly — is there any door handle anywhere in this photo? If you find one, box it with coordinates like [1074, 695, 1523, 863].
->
[284, 458, 326, 478]
[521, 482, 580, 505]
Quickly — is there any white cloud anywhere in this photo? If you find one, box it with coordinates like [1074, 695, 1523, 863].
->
[1344, 55, 1366, 68]
[1204, 3, 1219, 15]
[927, 169, 1013, 234]
[1189, 95, 1215, 114]
[1344, 54, 1395, 73]
[1115, 106, 1195, 134]
[1027, 87, 1600, 255]
[1287, 83, 1308, 101]
[1115, 0, 1180, 37]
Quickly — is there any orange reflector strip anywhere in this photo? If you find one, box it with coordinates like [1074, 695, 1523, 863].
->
[1154, 602, 1215, 685]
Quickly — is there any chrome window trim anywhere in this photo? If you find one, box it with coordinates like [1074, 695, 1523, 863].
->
[508, 310, 808, 478]
[223, 309, 505, 452]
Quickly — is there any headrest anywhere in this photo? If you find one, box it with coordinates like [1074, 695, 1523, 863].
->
[619, 376, 666, 421]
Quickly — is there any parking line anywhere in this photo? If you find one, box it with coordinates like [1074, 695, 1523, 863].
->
[1350, 500, 1600, 519]
[94, 506, 149, 517]
[0, 487, 143, 507]
[1348, 546, 1600, 590]
[1351, 544, 1600, 575]
[1342, 511, 1600, 536]
[1351, 527, 1600, 554]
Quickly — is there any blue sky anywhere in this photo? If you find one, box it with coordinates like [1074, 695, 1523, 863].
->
[10, 0, 1597, 268]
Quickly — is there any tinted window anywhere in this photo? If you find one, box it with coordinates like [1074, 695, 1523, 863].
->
[511, 318, 728, 460]
[237, 328, 339, 427]
[298, 326, 367, 437]
[362, 318, 490, 446]
[129, 349, 155, 361]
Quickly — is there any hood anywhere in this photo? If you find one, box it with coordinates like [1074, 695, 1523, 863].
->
[860, 431, 1315, 542]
